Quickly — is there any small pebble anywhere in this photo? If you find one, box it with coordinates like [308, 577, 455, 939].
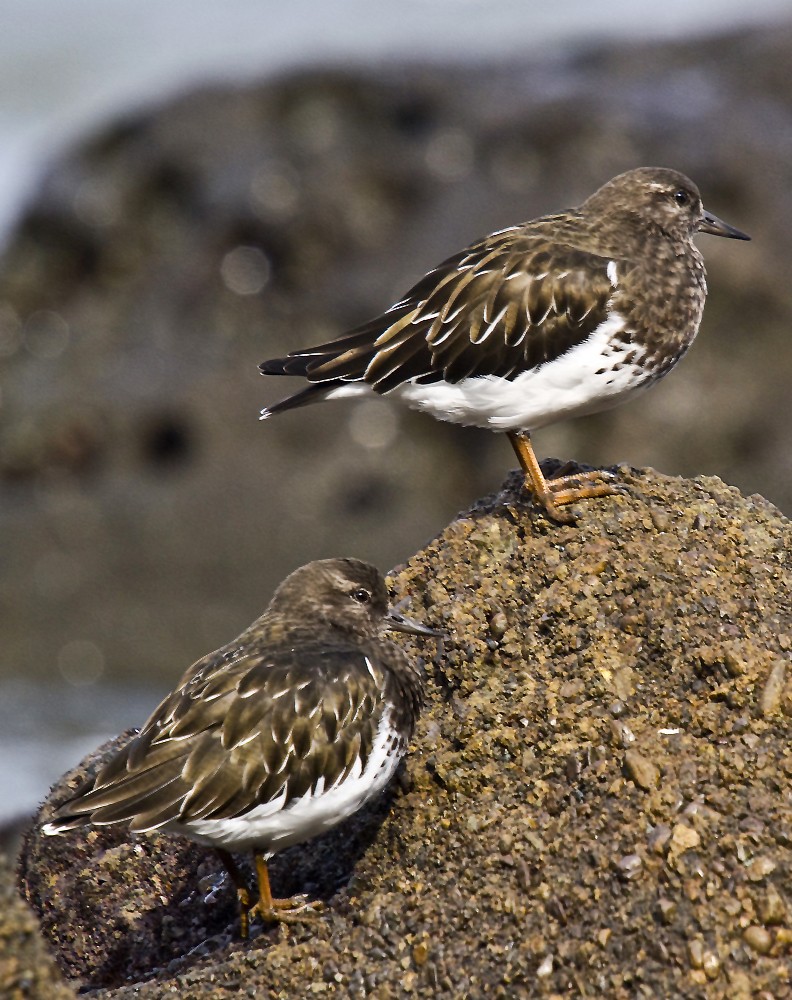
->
[498, 833, 513, 854]
[775, 927, 792, 949]
[489, 611, 508, 639]
[647, 824, 672, 855]
[670, 823, 700, 853]
[758, 884, 786, 924]
[610, 719, 636, 748]
[723, 649, 745, 678]
[657, 897, 676, 924]
[743, 926, 772, 955]
[612, 665, 635, 700]
[649, 508, 671, 532]
[701, 950, 721, 980]
[687, 937, 704, 969]
[615, 854, 642, 880]
[412, 942, 429, 967]
[760, 660, 786, 717]
[747, 856, 776, 882]
[624, 749, 659, 790]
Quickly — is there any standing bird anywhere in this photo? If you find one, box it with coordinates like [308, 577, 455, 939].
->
[43, 559, 438, 939]
[259, 167, 749, 523]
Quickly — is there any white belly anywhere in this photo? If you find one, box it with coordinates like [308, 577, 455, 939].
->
[167, 711, 402, 856]
[394, 314, 655, 432]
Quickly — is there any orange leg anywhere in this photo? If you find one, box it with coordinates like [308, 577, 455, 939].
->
[251, 851, 322, 922]
[507, 431, 619, 524]
[216, 849, 321, 938]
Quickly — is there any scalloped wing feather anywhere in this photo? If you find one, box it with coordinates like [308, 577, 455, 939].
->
[47, 643, 391, 829]
[262, 233, 615, 396]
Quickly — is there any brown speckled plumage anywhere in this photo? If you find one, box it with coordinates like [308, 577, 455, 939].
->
[260, 168, 749, 522]
[43, 558, 436, 936]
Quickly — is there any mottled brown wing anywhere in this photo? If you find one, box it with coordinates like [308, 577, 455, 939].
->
[266, 232, 614, 392]
[48, 642, 388, 831]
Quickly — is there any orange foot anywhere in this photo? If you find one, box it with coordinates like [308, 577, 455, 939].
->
[507, 431, 625, 524]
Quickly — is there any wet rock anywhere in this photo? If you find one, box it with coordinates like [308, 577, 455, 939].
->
[11, 464, 792, 998]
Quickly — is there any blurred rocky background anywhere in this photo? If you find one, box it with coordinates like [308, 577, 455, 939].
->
[2, 1, 792, 825]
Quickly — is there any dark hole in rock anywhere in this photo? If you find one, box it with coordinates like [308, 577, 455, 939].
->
[140, 414, 193, 468]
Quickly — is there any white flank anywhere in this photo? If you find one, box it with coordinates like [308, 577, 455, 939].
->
[323, 383, 373, 402]
[167, 709, 401, 854]
[390, 312, 654, 432]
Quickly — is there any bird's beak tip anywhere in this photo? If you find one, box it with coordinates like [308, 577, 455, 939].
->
[699, 210, 751, 241]
[385, 610, 443, 638]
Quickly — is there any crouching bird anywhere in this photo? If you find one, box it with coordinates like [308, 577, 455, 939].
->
[43, 558, 439, 938]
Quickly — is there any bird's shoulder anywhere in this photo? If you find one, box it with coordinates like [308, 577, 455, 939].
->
[408, 215, 617, 302]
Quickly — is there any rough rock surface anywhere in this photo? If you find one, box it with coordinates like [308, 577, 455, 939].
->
[0, 854, 74, 1000]
[15, 466, 792, 998]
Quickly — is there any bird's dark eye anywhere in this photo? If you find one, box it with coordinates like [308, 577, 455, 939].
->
[351, 588, 371, 604]
[674, 189, 690, 207]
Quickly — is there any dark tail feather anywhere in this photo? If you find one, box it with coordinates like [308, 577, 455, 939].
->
[259, 355, 311, 377]
[259, 382, 340, 419]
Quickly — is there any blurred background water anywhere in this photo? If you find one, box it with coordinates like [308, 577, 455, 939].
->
[3, 0, 790, 242]
[2, 0, 791, 827]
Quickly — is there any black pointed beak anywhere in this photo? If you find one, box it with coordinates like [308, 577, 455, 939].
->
[698, 210, 750, 241]
[385, 609, 443, 638]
